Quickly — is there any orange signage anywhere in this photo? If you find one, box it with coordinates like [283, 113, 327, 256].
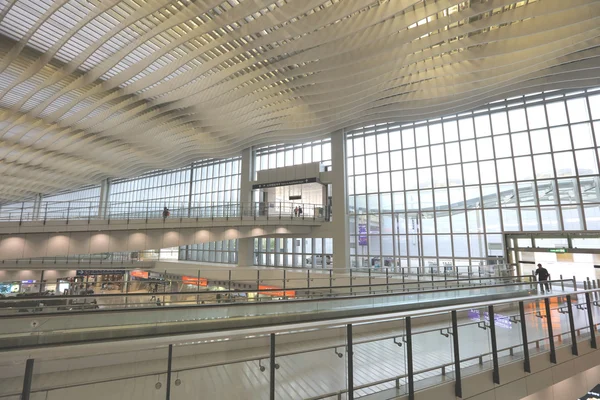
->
[130, 270, 149, 279]
[258, 285, 295, 297]
[182, 276, 208, 286]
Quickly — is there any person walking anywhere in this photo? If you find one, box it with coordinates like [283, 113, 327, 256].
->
[298, 206, 303, 218]
[294, 206, 299, 217]
[162, 206, 170, 219]
[535, 263, 550, 293]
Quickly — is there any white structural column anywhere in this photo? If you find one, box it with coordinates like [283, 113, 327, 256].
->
[238, 147, 255, 267]
[32, 193, 42, 220]
[98, 178, 111, 218]
[330, 129, 349, 270]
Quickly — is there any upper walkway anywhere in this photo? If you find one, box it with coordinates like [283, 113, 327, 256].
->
[0, 200, 324, 260]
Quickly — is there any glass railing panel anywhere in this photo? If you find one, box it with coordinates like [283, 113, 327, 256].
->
[274, 328, 348, 399]
[171, 338, 270, 400]
[548, 295, 574, 350]
[411, 312, 454, 390]
[455, 308, 493, 377]
[522, 298, 551, 357]
[493, 304, 524, 367]
[352, 320, 406, 398]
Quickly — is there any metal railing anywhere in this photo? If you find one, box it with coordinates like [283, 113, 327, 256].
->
[5, 287, 600, 400]
[0, 200, 327, 223]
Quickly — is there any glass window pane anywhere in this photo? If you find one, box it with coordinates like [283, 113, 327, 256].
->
[402, 129, 415, 148]
[557, 178, 580, 204]
[567, 97, 590, 123]
[431, 145, 445, 166]
[404, 149, 416, 169]
[461, 140, 477, 162]
[477, 138, 494, 160]
[355, 156, 365, 175]
[512, 132, 531, 156]
[494, 135, 512, 158]
[571, 123, 594, 149]
[550, 126, 572, 151]
[580, 176, 600, 203]
[520, 208, 540, 231]
[546, 101, 568, 126]
[415, 126, 429, 146]
[367, 174, 379, 193]
[365, 135, 377, 154]
[390, 150, 402, 170]
[526, 105, 547, 129]
[380, 193, 392, 213]
[514, 156, 534, 181]
[432, 166, 447, 188]
[453, 234, 468, 257]
[540, 207, 561, 231]
[379, 172, 391, 192]
[452, 211, 467, 233]
[430, 123, 444, 144]
[502, 208, 520, 231]
[530, 129, 551, 154]
[554, 152, 576, 177]
[418, 168, 432, 189]
[589, 94, 600, 120]
[445, 143, 461, 163]
[405, 170, 418, 190]
[499, 183, 517, 207]
[366, 154, 377, 173]
[417, 147, 431, 167]
[484, 209, 501, 232]
[562, 206, 583, 230]
[463, 163, 479, 185]
[534, 154, 554, 179]
[491, 111, 509, 135]
[481, 184, 499, 208]
[474, 115, 491, 137]
[537, 180, 558, 205]
[496, 159, 515, 182]
[509, 108, 527, 132]
[391, 170, 404, 191]
[518, 181, 537, 206]
[448, 165, 463, 186]
[444, 120, 459, 142]
[354, 137, 365, 155]
[584, 205, 600, 230]
[479, 161, 496, 184]
[390, 131, 401, 150]
[377, 133, 389, 152]
[459, 118, 475, 139]
[575, 149, 599, 176]
[378, 153, 390, 172]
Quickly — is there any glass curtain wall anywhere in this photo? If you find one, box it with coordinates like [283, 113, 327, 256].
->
[44, 185, 101, 219]
[180, 240, 238, 264]
[346, 87, 600, 270]
[254, 237, 334, 268]
[254, 139, 332, 179]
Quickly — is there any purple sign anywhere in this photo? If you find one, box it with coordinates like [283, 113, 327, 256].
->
[358, 224, 368, 246]
[468, 309, 512, 330]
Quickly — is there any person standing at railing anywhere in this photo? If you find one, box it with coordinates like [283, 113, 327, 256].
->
[298, 206, 303, 218]
[535, 263, 550, 293]
[294, 206, 299, 217]
[162, 206, 170, 220]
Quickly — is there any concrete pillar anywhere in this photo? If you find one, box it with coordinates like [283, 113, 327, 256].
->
[240, 147, 254, 204]
[330, 129, 349, 270]
[238, 237, 255, 267]
[98, 178, 111, 218]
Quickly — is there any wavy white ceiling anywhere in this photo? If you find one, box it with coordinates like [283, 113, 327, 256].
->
[0, 0, 599, 203]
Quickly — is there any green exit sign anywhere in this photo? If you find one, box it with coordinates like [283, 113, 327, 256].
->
[549, 248, 567, 253]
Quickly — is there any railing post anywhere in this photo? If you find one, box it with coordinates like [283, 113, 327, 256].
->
[270, 333, 276, 400]
[519, 301, 531, 373]
[329, 269, 333, 295]
[386, 268, 389, 293]
[544, 297, 557, 363]
[19, 202, 25, 225]
[488, 305, 500, 384]
[560, 275, 564, 291]
[566, 294, 578, 356]
[21, 358, 34, 400]
[66, 201, 71, 224]
[350, 269, 353, 295]
[228, 270, 232, 293]
[283, 270, 287, 300]
[307, 270, 310, 291]
[347, 324, 354, 400]
[43, 202, 48, 225]
[368, 268, 372, 295]
[573, 276, 577, 291]
[406, 316, 414, 400]
[586, 292, 597, 349]
[166, 344, 173, 400]
[451, 310, 462, 398]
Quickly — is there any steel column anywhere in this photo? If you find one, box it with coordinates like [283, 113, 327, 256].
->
[166, 344, 173, 400]
[347, 324, 354, 400]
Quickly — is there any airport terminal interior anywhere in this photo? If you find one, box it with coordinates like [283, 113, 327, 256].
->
[1, 1, 600, 399]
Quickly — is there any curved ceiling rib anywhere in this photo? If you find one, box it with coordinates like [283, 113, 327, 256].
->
[0, 0, 599, 203]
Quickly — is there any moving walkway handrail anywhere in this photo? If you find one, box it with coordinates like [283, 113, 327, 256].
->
[0, 278, 561, 318]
